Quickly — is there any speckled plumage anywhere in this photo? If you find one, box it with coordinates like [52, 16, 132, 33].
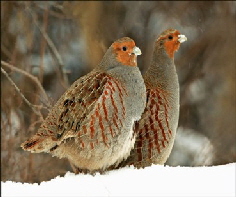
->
[21, 37, 146, 173]
[117, 29, 187, 168]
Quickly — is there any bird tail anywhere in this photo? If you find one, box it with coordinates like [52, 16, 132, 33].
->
[21, 134, 57, 153]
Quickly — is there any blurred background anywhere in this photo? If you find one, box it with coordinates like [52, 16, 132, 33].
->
[1, 1, 235, 183]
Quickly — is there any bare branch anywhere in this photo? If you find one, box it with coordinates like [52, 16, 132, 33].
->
[1, 44, 12, 60]
[28, 119, 43, 132]
[38, 7, 49, 83]
[32, 2, 69, 19]
[1, 60, 52, 109]
[24, 4, 69, 88]
[1, 67, 44, 121]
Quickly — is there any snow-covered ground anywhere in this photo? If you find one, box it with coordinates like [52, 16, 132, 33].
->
[2, 163, 235, 197]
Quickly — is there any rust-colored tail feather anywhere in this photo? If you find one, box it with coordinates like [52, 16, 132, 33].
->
[21, 135, 57, 153]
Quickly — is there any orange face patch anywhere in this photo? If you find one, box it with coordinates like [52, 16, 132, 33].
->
[112, 41, 137, 67]
[159, 31, 181, 58]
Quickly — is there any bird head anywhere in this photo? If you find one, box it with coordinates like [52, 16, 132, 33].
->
[112, 37, 142, 67]
[156, 29, 187, 58]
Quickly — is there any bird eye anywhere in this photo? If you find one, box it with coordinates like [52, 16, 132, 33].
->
[122, 46, 127, 51]
[168, 35, 173, 40]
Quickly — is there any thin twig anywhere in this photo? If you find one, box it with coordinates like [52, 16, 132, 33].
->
[1, 44, 12, 60]
[39, 7, 49, 83]
[24, 4, 69, 88]
[1, 60, 52, 108]
[1, 67, 44, 121]
[28, 119, 43, 132]
[32, 2, 69, 19]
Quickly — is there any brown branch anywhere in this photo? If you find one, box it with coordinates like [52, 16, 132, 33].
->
[1, 67, 44, 121]
[1, 44, 12, 60]
[32, 2, 69, 19]
[24, 4, 69, 89]
[39, 7, 49, 83]
[1, 60, 52, 109]
[28, 119, 43, 132]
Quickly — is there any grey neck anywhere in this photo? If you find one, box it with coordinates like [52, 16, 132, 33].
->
[97, 46, 118, 71]
[144, 46, 179, 93]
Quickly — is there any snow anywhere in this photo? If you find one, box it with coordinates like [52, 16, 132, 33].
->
[2, 163, 235, 197]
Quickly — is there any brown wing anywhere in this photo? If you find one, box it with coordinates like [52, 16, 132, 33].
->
[68, 73, 128, 150]
[120, 88, 172, 167]
[21, 71, 127, 152]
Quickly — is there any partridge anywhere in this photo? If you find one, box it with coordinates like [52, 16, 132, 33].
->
[21, 37, 146, 173]
[118, 29, 187, 168]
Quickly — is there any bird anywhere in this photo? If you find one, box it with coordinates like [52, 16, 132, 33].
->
[117, 29, 187, 168]
[21, 37, 146, 174]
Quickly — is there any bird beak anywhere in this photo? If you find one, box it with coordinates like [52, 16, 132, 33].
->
[178, 34, 187, 43]
[132, 46, 142, 56]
